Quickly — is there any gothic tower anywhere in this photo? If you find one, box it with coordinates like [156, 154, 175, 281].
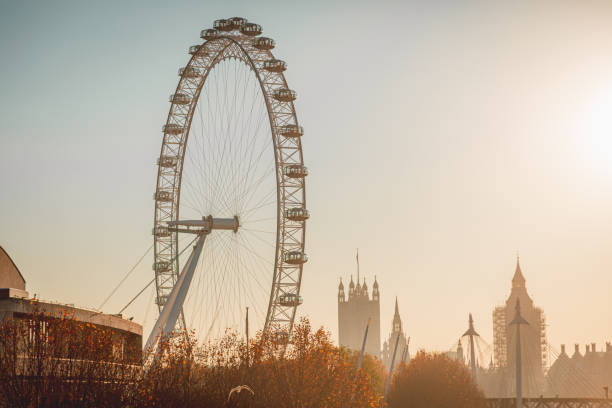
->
[492, 257, 547, 397]
[337, 254, 381, 358]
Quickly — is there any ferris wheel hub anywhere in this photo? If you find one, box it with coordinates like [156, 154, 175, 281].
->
[167, 215, 240, 234]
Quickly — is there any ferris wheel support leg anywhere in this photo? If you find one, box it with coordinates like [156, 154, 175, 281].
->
[144, 233, 207, 356]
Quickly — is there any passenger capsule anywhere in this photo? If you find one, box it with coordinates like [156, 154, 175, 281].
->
[154, 191, 173, 202]
[263, 59, 287, 73]
[213, 19, 232, 32]
[278, 293, 303, 307]
[284, 164, 308, 178]
[188, 45, 207, 55]
[169, 93, 191, 105]
[278, 124, 304, 138]
[152, 261, 170, 272]
[240, 23, 262, 36]
[178, 67, 200, 78]
[228, 17, 247, 30]
[273, 88, 296, 102]
[285, 207, 310, 221]
[284, 251, 308, 265]
[200, 29, 218, 41]
[162, 124, 184, 135]
[152, 225, 171, 237]
[252, 37, 275, 50]
[157, 156, 178, 168]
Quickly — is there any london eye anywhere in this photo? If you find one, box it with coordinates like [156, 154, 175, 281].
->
[148, 17, 308, 350]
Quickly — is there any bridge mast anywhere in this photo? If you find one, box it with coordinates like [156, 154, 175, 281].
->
[463, 313, 480, 383]
[510, 299, 529, 408]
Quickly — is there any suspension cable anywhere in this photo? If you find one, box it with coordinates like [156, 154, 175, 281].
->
[116, 234, 200, 315]
[98, 243, 154, 310]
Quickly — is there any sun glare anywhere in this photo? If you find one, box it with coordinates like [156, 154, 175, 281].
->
[578, 86, 612, 178]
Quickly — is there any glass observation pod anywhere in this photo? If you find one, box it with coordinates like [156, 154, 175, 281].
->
[188, 45, 204, 55]
[240, 23, 262, 37]
[200, 29, 218, 41]
[152, 261, 170, 272]
[253, 37, 275, 50]
[169, 93, 192, 105]
[285, 207, 310, 221]
[213, 19, 232, 32]
[157, 156, 178, 168]
[278, 293, 303, 307]
[273, 88, 297, 102]
[152, 225, 171, 237]
[228, 17, 247, 30]
[263, 59, 287, 73]
[283, 251, 308, 265]
[154, 191, 173, 202]
[284, 165, 308, 178]
[178, 67, 200, 78]
[162, 124, 184, 135]
[278, 124, 304, 138]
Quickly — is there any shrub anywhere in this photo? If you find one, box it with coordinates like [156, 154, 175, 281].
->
[387, 351, 485, 408]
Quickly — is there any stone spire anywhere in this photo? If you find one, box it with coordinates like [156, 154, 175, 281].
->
[392, 297, 402, 333]
[512, 255, 526, 289]
[372, 275, 379, 301]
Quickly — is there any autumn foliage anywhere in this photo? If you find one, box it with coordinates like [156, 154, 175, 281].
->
[387, 350, 485, 408]
[0, 312, 382, 408]
[0, 311, 488, 408]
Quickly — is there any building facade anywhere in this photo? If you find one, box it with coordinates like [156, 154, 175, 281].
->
[338, 275, 380, 358]
[0, 245, 142, 363]
[546, 342, 612, 398]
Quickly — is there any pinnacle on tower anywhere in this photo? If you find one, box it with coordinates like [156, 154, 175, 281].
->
[392, 297, 402, 333]
[512, 254, 526, 289]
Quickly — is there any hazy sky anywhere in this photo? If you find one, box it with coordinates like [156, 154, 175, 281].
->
[1, 0, 611, 356]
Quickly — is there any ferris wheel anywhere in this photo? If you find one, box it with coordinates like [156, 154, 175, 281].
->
[146, 17, 308, 351]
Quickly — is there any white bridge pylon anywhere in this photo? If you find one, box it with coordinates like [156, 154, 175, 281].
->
[144, 216, 240, 355]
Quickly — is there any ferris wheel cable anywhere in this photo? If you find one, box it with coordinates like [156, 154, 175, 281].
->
[236, 248, 269, 315]
[242, 229, 276, 249]
[241, 185, 276, 213]
[187, 232, 237, 337]
[234, 236, 274, 267]
[238, 163, 276, 212]
[97, 243, 154, 310]
[234, 238, 270, 293]
[243, 216, 276, 224]
[142, 285, 155, 329]
[119, 234, 199, 315]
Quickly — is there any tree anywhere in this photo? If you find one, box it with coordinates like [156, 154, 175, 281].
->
[386, 351, 485, 408]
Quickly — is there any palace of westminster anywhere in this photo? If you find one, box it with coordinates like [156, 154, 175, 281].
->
[337, 256, 612, 398]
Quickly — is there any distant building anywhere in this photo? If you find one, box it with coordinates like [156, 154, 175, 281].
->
[381, 298, 409, 370]
[337, 257, 380, 358]
[491, 257, 547, 397]
[546, 343, 612, 397]
[0, 245, 142, 363]
[446, 339, 465, 364]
